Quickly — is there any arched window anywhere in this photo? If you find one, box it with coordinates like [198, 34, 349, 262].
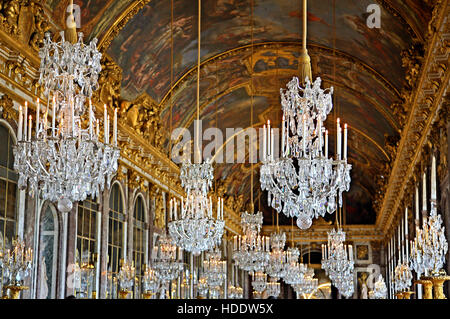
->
[108, 183, 124, 275]
[132, 195, 146, 297]
[0, 122, 18, 248]
[77, 196, 98, 261]
[76, 196, 99, 297]
[37, 204, 58, 299]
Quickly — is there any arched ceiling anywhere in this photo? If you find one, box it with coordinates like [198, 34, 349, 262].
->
[45, 0, 432, 225]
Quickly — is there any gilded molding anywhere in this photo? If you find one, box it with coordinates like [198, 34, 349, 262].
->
[377, 0, 450, 238]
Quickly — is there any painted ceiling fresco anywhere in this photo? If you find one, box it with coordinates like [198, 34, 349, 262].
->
[44, 0, 431, 225]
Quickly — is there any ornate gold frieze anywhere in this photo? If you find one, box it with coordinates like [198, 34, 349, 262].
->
[95, 54, 122, 109]
[377, 0, 450, 238]
[0, 0, 50, 52]
[119, 93, 166, 149]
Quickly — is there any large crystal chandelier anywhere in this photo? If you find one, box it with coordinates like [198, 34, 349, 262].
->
[13, 30, 120, 213]
[251, 271, 267, 293]
[260, 78, 351, 230]
[202, 247, 226, 288]
[169, 0, 224, 256]
[0, 238, 33, 287]
[410, 156, 448, 277]
[233, 211, 270, 272]
[321, 228, 354, 295]
[151, 233, 184, 282]
[265, 231, 287, 280]
[369, 275, 387, 299]
[168, 160, 224, 256]
[260, 0, 351, 230]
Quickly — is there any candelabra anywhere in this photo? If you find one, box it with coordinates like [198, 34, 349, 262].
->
[265, 231, 287, 280]
[151, 234, 184, 284]
[169, 160, 225, 256]
[369, 275, 387, 299]
[142, 265, 159, 299]
[233, 211, 270, 272]
[251, 271, 267, 293]
[394, 262, 413, 294]
[117, 260, 135, 299]
[410, 204, 448, 277]
[265, 277, 281, 298]
[0, 238, 33, 299]
[13, 31, 120, 213]
[260, 77, 351, 230]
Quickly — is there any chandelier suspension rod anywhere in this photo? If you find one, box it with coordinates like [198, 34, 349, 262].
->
[298, 0, 312, 83]
[195, 0, 202, 164]
[250, 0, 254, 211]
[167, 0, 174, 212]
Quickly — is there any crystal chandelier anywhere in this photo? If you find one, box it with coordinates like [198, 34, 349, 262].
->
[233, 211, 270, 272]
[321, 228, 354, 295]
[333, 271, 354, 298]
[117, 260, 135, 292]
[168, 160, 225, 256]
[0, 238, 33, 287]
[202, 247, 226, 288]
[265, 231, 287, 280]
[73, 255, 95, 298]
[283, 247, 308, 285]
[293, 267, 318, 297]
[266, 277, 281, 298]
[151, 233, 184, 282]
[197, 276, 209, 298]
[13, 31, 120, 213]
[369, 275, 387, 299]
[260, 0, 351, 230]
[260, 77, 351, 230]
[410, 156, 448, 277]
[251, 271, 267, 293]
[228, 285, 243, 299]
[142, 265, 160, 296]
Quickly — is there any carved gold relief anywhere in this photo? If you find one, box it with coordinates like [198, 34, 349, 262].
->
[0, 0, 50, 51]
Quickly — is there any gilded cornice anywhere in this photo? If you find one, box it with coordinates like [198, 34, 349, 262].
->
[376, 0, 450, 238]
[262, 225, 384, 243]
[97, 0, 152, 53]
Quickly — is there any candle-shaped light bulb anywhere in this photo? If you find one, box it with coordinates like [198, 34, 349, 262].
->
[24, 102, 28, 141]
[337, 118, 341, 160]
[52, 95, 56, 137]
[114, 107, 118, 146]
[18, 105, 23, 141]
[431, 155, 437, 201]
[103, 104, 107, 142]
[343, 123, 348, 160]
[422, 172, 427, 212]
[28, 115, 32, 141]
[36, 98, 40, 137]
